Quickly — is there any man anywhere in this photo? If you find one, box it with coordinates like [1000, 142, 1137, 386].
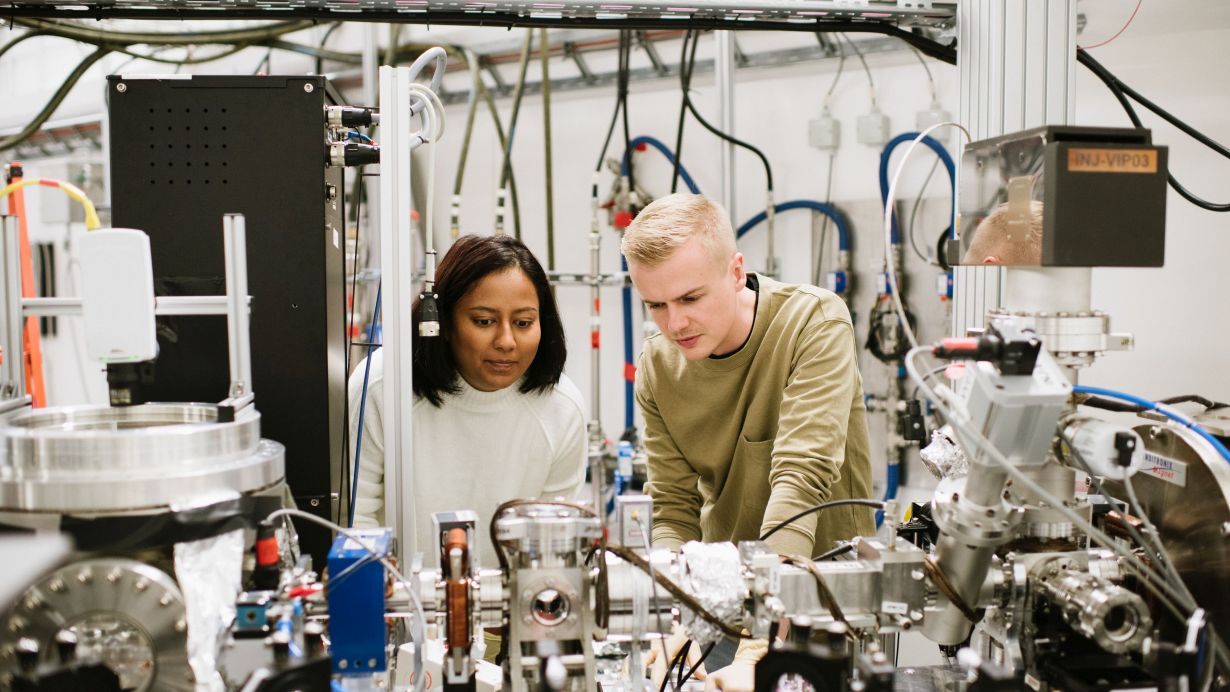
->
[961, 200, 1044, 265]
[623, 193, 875, 561]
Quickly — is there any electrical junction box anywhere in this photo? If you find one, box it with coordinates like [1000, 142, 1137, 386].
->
[615, 495, 653, 550]
[809, 113, 841, 151]
[916, 106, 952, 137]
[328, 528, 392, 676]
[857, 110, 891, 146]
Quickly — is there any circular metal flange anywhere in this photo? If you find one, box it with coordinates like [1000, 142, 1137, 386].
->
[931, 479, 1023, 548]
[987, 309, 1112, 367]
[0, 558, 192, 691]
[494, 503, 601, 556]
[0, 404, 284, 513]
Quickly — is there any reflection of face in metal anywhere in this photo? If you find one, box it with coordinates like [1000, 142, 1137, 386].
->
[961, 201, 1044, 266]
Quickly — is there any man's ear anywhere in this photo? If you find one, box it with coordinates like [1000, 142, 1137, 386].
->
[731, 251, 746, 289]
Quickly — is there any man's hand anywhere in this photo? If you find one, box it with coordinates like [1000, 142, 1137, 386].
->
[643, 626, 708, 689]
[703, 639, 767, 692]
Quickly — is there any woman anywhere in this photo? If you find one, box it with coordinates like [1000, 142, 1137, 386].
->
[347, 234, 586, 565]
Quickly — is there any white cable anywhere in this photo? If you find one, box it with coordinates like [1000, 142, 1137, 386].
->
[264, 508, 429, 692]
[883, 122, 971, 349]
[633, 516, 673, 666]
[406, 46, 449, 93]
[406, 82, 445, 287]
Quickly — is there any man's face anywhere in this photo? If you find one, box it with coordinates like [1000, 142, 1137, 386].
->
[627, 237, 746, 360]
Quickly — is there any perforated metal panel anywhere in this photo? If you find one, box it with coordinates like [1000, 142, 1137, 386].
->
[107, 75, 344, 566]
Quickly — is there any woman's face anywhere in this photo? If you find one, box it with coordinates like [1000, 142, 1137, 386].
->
[450, 267, 542, 392]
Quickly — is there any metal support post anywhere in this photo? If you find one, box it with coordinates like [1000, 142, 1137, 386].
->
[952, 0, 1077, 337]
[223, 214, 253, 400]
[715, 31, 736, 222]
[1, 216, 24, 401]
[379, 65, 418, 555]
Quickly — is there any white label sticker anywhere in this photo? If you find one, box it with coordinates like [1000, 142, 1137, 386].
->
[333, 228, 340, 249]
[1140, 451, 1187, 487]
[882, 601, 908, 615]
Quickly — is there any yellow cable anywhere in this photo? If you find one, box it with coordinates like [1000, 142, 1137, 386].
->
[0, 178, 102, 230]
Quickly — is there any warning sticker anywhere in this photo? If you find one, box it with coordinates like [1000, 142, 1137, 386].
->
[1067, 148, 1158, 173]
[1140, 451, 1187, 487]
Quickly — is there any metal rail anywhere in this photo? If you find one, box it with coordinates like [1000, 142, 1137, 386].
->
[2, 0, 955, 30]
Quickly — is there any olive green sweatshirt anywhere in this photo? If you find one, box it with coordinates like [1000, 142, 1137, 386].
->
[636, 274, 876, 558]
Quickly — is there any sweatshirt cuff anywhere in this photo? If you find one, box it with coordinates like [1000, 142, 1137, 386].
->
[763, 526, 815, 557]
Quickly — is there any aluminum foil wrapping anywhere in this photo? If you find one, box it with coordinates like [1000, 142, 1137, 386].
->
[678, 541, 748, 645]
[920, 426, 970, 481]
[174, 528, 244, 692]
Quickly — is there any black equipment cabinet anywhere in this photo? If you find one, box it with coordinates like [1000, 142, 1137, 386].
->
[107, 75, 346, 566]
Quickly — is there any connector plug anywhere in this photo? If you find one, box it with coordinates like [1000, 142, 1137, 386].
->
[417, 292, 440, 337]
[325, 105, 380, 128]
[327, 141, 381, 167]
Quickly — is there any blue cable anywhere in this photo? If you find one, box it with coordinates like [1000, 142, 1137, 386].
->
[1073, 384, 1230, 464]
[621, 255, 635, 430]
[735, 199, 851, 252]
[346, 130, 373, 143]
[621, 135, 701, 195]
[349, 285, 382, 527]
[878, 132, 957, 244]
[615, 134, 699, 430]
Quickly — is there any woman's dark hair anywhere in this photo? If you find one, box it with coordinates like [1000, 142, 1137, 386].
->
[412, 234, 566, 407]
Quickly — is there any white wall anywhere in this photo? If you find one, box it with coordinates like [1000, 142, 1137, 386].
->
[3, 2, 1227, 443]
[1073, 0, 1230, 401]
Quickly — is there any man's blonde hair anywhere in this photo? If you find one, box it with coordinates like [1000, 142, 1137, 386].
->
[621, 193, 737, 268]
[962, 200, 1044, 265]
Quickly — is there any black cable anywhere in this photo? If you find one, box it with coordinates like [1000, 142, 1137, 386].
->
[1077, 48, 1230, 212]
[814, 542, 854, 561]
[907, 157, 943, 267]
[592, 33, 627, 201]
[0, 29, 46, 64]
[659, 640, 690, 692]
[0, 46, 110, 152]
[680, 30, 774, 192]
[314, 22, 343, 74]
[252, 46, 273, 74]
[675, 639, 693, 689]
[1158, 394, 1229, 410]
[619, 30, 637, 210]
[498, 30, 535, 239]
[338, 167, 366, 524]
[934, 225, 952, 272]
[13, 17, 316, 45]
[678, 642, 715, 688]
[759, 499, 884, 543]
[669, 30, 693, 195]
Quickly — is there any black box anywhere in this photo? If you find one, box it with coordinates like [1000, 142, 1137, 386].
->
[107, 75, 345, 565]
[957, 125, 1167, 267]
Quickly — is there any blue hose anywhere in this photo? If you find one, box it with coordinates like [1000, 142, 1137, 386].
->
[878, 132, 957, 244]
[621, 255, 635, 430]
[876, 462, 900, 528]
[1073, 385, 1230, 464]
[617, 134, 698, 430]
[735, 199, 851, 252]
[349, 285, 382, 527]
[622, 135, 701, 195]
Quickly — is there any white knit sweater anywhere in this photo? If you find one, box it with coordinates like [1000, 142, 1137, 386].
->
[346, 348, 587, 566]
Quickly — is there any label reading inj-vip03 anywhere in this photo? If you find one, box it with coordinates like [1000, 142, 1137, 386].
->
[1067, 148, 1158, 174]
